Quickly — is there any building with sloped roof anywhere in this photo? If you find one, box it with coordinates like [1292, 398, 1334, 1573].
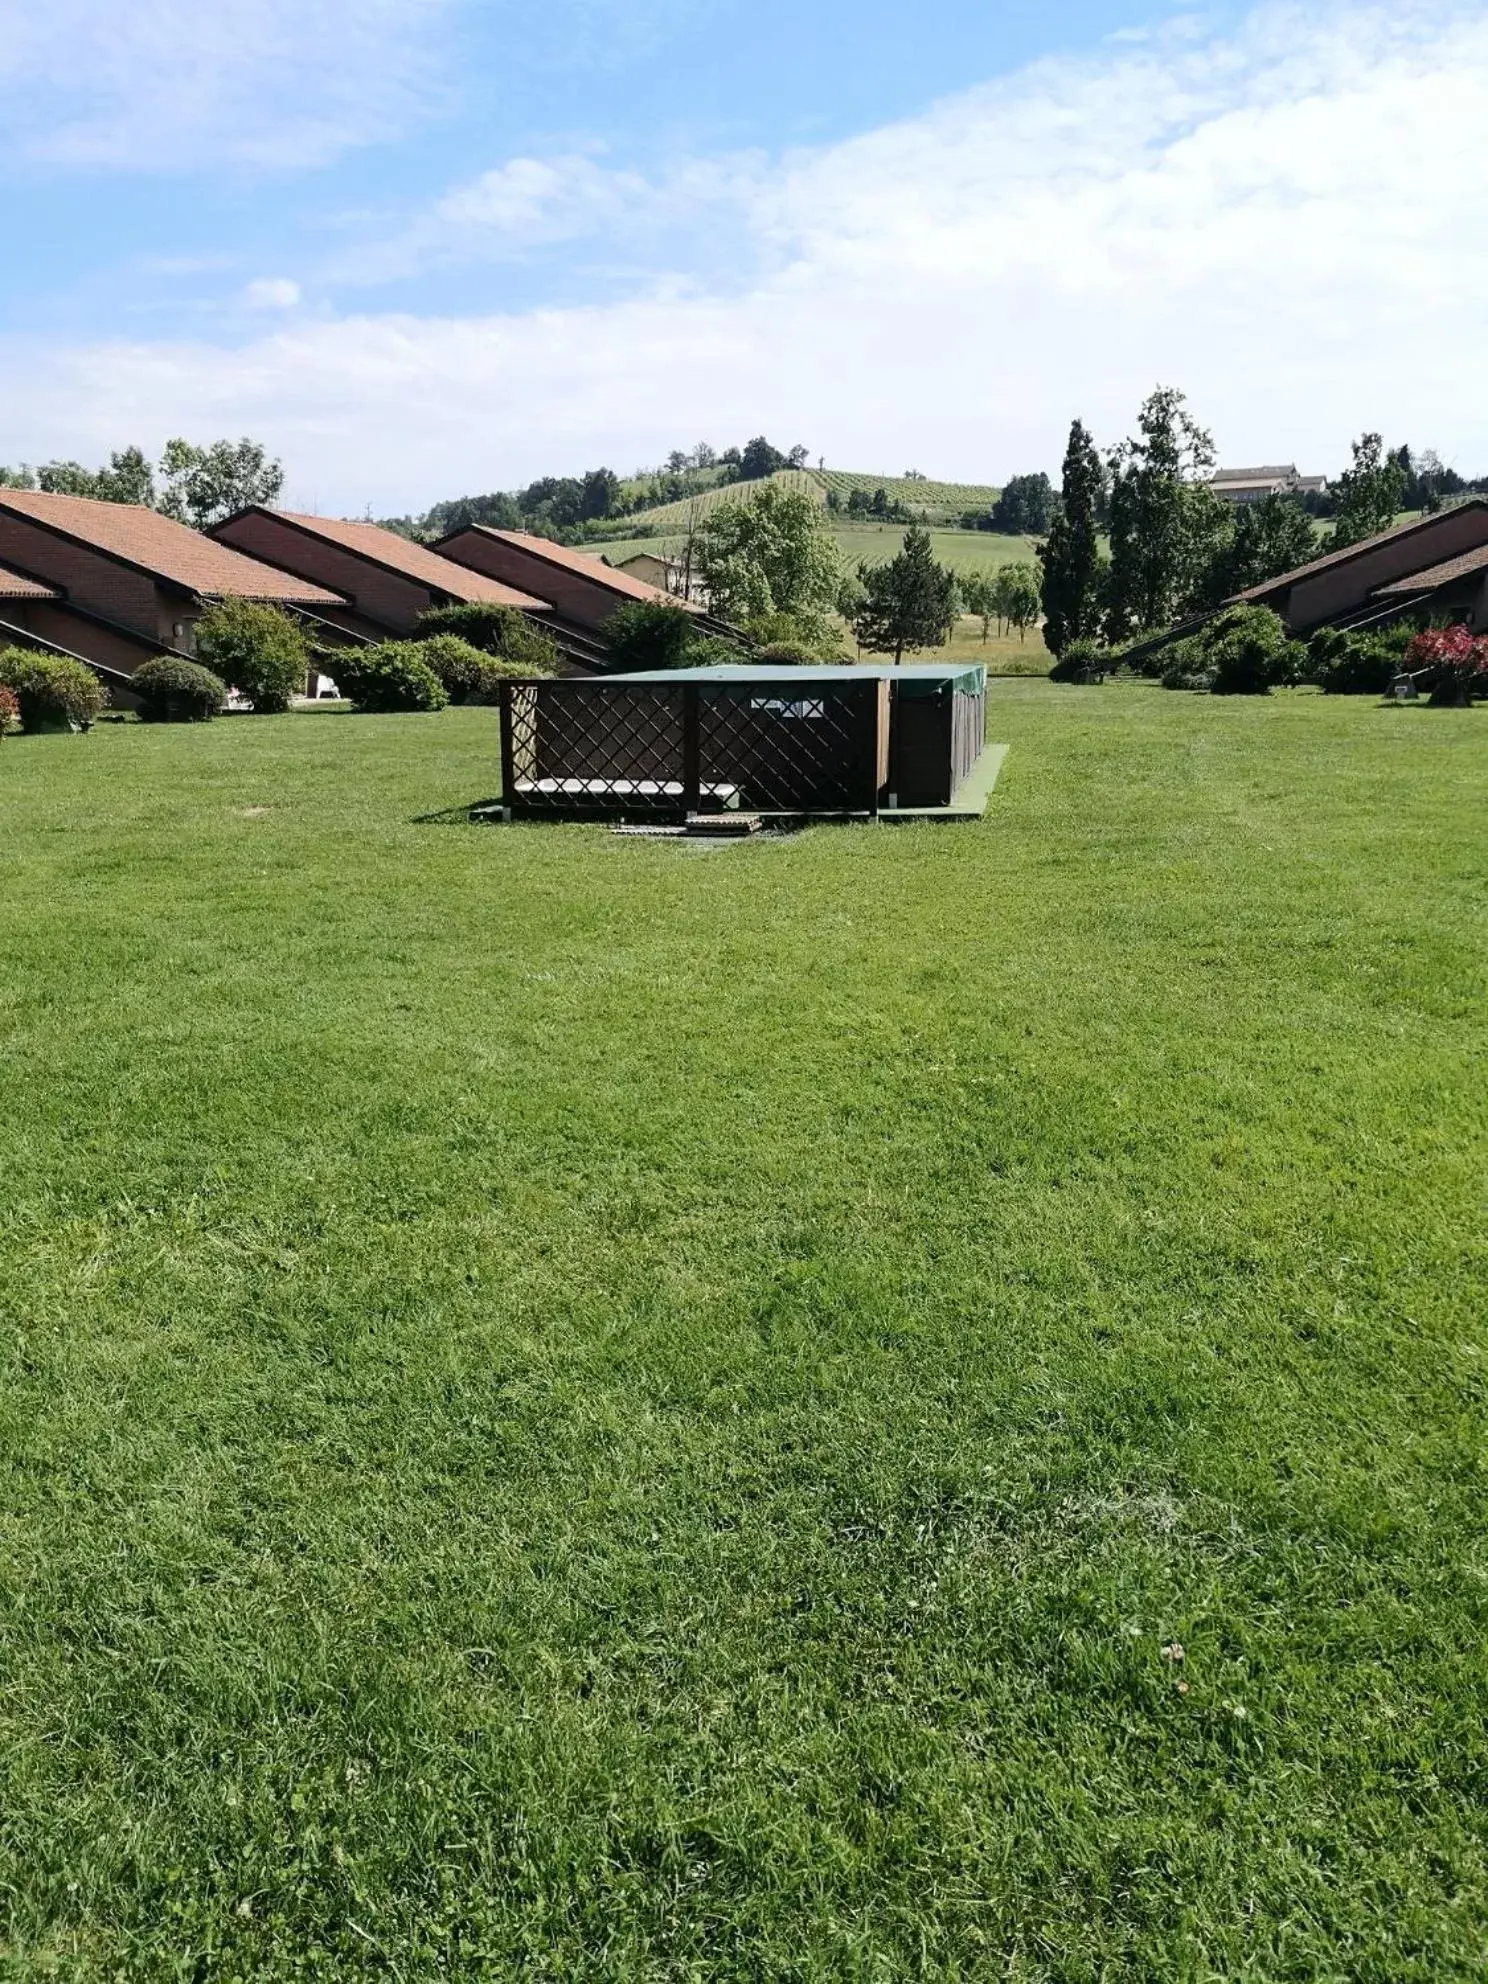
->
[433, 526, 705, 640]
[210, 509, 549, 639]
[1233, 500, 1488, 632]
[1211, 465, 1327, 504]
[0, 489, 347, 696]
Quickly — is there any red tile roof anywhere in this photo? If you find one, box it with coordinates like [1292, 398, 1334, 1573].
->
[1234, 500, 1488, 602]
[227, 510, 552, 610]
[0, 562, 59, 599]
[0, 490, 345, 605]
[439, 527, 704, 610]
[1373, 542, 1488, 595]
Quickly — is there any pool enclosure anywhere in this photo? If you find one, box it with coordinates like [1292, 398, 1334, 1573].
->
[496, 663, 987, 820]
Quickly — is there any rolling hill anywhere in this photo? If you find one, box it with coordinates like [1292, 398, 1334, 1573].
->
[593, 466, 1005, 544]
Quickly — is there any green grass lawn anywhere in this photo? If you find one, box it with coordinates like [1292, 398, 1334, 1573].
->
[1, 690, 1485, 1978]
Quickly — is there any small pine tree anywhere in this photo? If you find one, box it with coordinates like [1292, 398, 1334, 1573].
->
[1039, 420, 1103, 655]
[850, 528, 958, 661]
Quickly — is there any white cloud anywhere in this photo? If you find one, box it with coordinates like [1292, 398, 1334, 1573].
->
[0, 0, 452, 168]
[4, 1, 1487, 505]
[243, 278, 301, 310]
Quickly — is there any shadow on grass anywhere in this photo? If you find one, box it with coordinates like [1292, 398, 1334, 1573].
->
[411, 799, 502, 826]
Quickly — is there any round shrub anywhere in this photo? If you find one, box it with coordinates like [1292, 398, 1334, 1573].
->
[1308, 623, 1412, 694]
[334, 642, 449, 713]
[1160, 605, 1290, 695]
[413, 603, 558, 675]
[1048, 637, 1108, 683]
[193, 598, 309, 713]
[131, 655, 226, 722]
[414, 633, 545, 703]
[0, 648, 106, 730]
[0, 684, 17, 734]
[743, 610, 842, 660]
[753, 640, 822, 667]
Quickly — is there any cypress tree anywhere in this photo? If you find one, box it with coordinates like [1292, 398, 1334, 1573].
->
[1039, 420, 1103, 656]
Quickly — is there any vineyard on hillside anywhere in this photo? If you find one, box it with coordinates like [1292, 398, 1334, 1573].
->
[817, 470, 1002, 516]
[594, 467, 1004, 542]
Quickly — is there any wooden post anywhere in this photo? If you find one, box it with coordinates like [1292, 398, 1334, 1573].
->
[682, 684, 701, 815]
[498, 681, 516, 822]
[867, 681, 884, 819]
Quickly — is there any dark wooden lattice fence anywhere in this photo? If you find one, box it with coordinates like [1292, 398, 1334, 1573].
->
[499, 678, 888, 819]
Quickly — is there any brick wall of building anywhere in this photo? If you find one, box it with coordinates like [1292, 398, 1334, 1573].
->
[0, 515, 163, 636]
[216, 514, 431, 635]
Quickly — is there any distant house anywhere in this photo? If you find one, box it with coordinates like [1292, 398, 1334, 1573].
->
[615, 550, 708, 605]
[209, 509, 551, 643]
[1211, 465, 1327, 505]
[1232, 499, 1488, 633]
[433, 527, 705, 644]
[0, 489, 345, 698]
[615, 552, 677, 592]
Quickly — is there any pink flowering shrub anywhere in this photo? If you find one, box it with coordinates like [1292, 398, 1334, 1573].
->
[0, 684, 17, 734]
[1405, 625, 1488, 703]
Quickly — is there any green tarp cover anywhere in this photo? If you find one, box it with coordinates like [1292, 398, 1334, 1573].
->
[604, 662, 985, 697]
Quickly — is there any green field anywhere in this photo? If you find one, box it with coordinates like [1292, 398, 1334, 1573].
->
[2, 690, 1485, 1977]
[597, 522, 1039, 579]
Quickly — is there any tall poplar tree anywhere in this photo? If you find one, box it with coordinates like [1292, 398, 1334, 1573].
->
[1038, 420, 1103, 656]
[1104, 386, 1218, 640]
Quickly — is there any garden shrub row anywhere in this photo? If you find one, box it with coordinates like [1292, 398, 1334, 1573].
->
[0, 648, 106, 730]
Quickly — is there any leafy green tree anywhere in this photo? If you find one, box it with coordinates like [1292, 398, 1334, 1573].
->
[958, 571, 996, 642]
[737, 437, 788, 482]
[604, 600, 700, 672]
[990, 473, 1057, 535]
[1038, 419, 1104, 655]
[34, 461, 99, 497]
[0, 465, 37, 490]
[579, 468, 621, 521]
[1329, 434, 1408, 549]
[192, 598, 308, 712]
[849, 527, 958, 661]
[1205, 494, 1316, 601]
[423, 491, 523, 537]
[993, 561, 1042, 641]
[158, 437, 284, 528]
[693, 483, 842, 639]
[1104, 387, 1219, 639]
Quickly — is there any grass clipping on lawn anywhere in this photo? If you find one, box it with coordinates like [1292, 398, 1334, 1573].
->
[0, 686, 1484, 1977]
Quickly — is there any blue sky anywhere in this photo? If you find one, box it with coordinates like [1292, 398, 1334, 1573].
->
[1, 0, 1484, 509]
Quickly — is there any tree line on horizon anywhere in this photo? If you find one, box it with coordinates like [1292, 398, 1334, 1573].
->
[0, 439, 285, 531]
[376, 436, 814, 546]
[1037, 392, 1484, 657]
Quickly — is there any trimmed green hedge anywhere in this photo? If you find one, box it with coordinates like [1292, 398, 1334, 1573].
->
[334, 643, 449, 713]
[414, 634, 547, 703]
[132, 656, 226, 723]
[0, 648, 106, 730]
